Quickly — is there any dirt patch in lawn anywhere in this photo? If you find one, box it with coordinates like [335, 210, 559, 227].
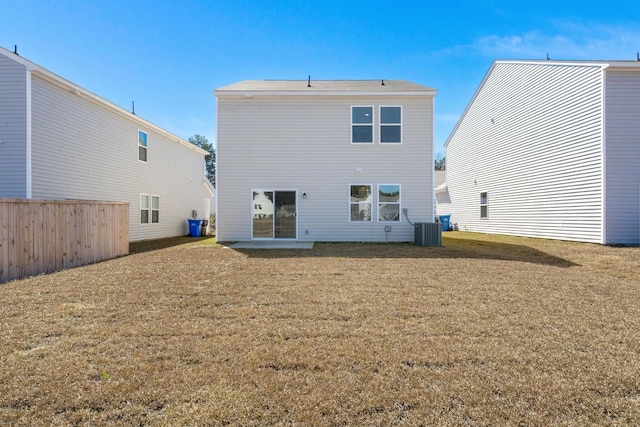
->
[129, 235, 217, 254]
[1, 232, 639, 425]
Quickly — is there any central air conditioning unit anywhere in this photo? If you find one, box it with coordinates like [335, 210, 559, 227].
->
[414, 222, 442, 246]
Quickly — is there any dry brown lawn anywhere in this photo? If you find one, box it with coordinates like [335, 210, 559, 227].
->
[1, 232, 639, 426]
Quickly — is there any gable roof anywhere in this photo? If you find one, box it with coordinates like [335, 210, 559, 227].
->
[444, 58, 640, 149]
[215, 79, 436, 97]
[0, 45, 208, 156]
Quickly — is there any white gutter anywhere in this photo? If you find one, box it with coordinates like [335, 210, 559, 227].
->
[0, 46, 207, 157]
[30, 69, 208, 156]
[214, 90, 437, 97]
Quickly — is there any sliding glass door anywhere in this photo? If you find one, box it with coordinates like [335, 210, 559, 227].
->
[252, 190, 297, 239]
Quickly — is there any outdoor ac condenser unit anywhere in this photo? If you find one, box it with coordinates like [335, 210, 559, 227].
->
[414, 222, 442, 246]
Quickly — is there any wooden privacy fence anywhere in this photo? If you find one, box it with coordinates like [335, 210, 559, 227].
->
[0, 199, 129, 283]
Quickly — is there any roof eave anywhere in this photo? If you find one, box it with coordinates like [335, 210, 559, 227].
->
[0, 46, 207, 157]
[202, 179, 215, 197]
[444, 60, 499, 149]
[214, 89, 437, 97]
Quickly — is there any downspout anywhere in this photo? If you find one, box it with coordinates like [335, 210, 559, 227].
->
[214, 95, 219, 239]
[600, 65, 608, 244]
[25, 69, 32, 199]
[431, 96, 436, 221]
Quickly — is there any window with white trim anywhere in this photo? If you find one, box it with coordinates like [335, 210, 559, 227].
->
[378, 184, 400, 222]
[138, 130, 148, 162]
[140, 194, 150, 224]
[480, 192, 488, 219]
[380, 106, 402, 143]
[349, 185, 372, 222]
[151, 195, 160, 223]
[351, 106, 373, 143]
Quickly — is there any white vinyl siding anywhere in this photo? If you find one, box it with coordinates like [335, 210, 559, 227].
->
[0, 52, 28, 197]
[445, 62, 605, 243]
[216, 93, 434, 242]
[29, 74, 208, 241]
[604, 70, 640, 245]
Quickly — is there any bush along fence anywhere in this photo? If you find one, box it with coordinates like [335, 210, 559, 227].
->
[0, 199, 129, 283]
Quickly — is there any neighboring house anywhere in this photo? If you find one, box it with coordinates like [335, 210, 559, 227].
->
[434, 170, 451, 217]
[214, 79, 436, 242]
[0, 46, 213, 241]
[445, 59, 640, 245]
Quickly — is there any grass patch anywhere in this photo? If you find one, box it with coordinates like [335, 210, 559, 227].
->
[1, 232, 639, 425]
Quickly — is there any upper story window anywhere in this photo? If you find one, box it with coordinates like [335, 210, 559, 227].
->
[480, 192, 488, 219]
[138, 130, 148, 162]
[349, 184, 372, 222]
[378, 184, 401, 222]
[380, 106, 402, 143]
[352, 106, 373, 143]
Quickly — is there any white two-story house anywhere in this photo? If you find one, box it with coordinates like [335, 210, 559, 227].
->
[0, 46, 214, 241]
[214, 79, 436, 242]
[444, 59, 640, 245]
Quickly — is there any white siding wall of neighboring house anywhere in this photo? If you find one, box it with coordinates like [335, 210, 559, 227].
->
[29, 74, 207, 241]
[435, 190, 451, 218]
[434, 170, 451, 217]
[0, 52, 27, 197]
[446, 62, 605, 243]
[217, 94, 434, 242]
[604, 70, 640, 245]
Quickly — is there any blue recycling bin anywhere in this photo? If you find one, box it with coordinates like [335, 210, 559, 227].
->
[188, 219, 202, 237]
[439, 215, 451, 231]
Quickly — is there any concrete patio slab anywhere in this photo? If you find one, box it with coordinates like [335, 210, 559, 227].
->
[227, 241, 315, 249]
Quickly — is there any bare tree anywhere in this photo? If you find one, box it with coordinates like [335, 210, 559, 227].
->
[434, 152, 446, 170]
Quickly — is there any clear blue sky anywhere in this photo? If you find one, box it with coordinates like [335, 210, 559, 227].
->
[2, 0, 639, 154]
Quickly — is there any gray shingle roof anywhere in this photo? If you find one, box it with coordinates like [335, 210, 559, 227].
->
[215, 79, 435, 93]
